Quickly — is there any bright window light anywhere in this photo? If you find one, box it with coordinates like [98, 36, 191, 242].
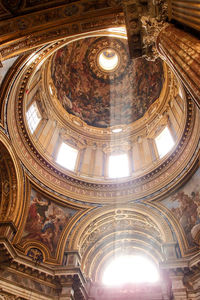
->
[155, 127, 175, 159]
[98, 49, 119, 71]
[102, 255, 159, 286]
[112, 127, 122, 133]
[56, 142, 78, 171]
[26, 102, 41, 134]
[108, 153, 129, 178]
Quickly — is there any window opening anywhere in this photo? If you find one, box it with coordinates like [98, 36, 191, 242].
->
[155, 127, 175, 159]
[56, 142, 78, 171]
[26, 102, 41, 134]
[102, 255, 159, 286]
[108, 153, 129, 178]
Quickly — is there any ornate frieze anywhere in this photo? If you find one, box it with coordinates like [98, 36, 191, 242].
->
[0, 1, 124, 60]
[0, 239, 87, 300]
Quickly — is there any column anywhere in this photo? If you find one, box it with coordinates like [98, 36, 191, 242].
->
[168, 0, 200, 32]
[157, 25, 200, 107]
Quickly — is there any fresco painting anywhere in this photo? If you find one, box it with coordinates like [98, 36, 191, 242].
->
[51, 37, 164, 128]
[161, 167, 200, 246]
[22, 188, 77, 255]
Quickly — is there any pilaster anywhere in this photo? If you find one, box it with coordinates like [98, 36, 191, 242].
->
[169, 270, 188, 300]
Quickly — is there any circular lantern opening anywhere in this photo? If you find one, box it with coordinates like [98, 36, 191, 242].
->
[98, 48, 119, 71]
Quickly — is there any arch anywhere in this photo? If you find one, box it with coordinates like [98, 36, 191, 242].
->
[69, 204, 174, 250]
[67, 204, 175, 280]
[0, 133, 24, 229]
[84, 232, 164, 281]
[23, 242, 50, 263]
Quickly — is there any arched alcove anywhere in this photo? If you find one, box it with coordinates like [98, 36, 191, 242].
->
[67, 204, 175, 281]
[0, 134, 24, 237]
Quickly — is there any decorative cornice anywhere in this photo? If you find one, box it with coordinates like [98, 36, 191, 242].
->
[0, 239, 87, 299]
[0, 1, 124, 60]
[16, 73, 195, 188]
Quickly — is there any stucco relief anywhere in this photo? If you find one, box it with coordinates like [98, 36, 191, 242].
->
[0, 1, 124, 62]
[79, 214, 162, 257]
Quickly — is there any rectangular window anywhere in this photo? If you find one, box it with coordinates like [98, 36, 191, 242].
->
[108, 153, 129, 178]
[155, 127, 175, 159]
[56, 142, 78, 171]
[26, 102, 41, 134]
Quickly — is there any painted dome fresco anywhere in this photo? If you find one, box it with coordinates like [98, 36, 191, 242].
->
[5, 28, 196, 203]
[51, 37, 164, 128]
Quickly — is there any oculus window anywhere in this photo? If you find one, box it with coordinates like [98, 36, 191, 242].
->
[155, 127, 175, 159]
[108, 153, 129, 178]
[26, 102, 41, 134]
[56, 142, 78, 171]
[98, 48, 119, 71]
[102, 255, 159, 286]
